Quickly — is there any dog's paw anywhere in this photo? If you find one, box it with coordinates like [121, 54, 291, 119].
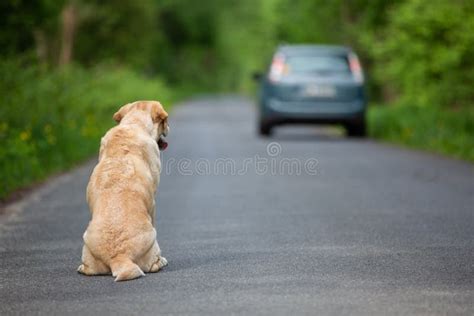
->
[150, 257, 168, 273]
[159, 256, 168, 268]
[77, 264, 85, 274]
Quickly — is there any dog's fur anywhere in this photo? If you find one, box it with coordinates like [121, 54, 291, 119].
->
[78, 101, 169, 281]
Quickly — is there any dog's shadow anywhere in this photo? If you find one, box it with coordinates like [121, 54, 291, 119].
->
[160, 250, 256, 274]
[160, 255, 227, 273]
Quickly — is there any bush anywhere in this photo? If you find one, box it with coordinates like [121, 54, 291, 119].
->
[371, 0, 474, 108]
[0, 59, 173, 200]
[369, 104, 474, 162]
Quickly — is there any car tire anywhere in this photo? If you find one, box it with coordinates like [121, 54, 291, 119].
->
[346, 118, 366, 138]
[258, 120, 273, 136]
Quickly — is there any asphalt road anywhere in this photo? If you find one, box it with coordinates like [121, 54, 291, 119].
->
[1, 96, 473, 315]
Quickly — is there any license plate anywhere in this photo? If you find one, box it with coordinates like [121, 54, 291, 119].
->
[302, 84, 336, 98]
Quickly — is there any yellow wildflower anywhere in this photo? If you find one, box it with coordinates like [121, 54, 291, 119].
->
[20, 130, 31, 141]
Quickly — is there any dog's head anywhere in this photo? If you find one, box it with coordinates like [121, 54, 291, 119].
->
[113, 100, 170, 150]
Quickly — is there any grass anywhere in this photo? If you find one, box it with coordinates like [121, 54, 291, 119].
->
[368, 104, 474, 162]
[0, 60, 175, 200]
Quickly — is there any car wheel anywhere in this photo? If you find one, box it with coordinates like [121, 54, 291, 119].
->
[258, 120, 273, 136]
[346, 119, 366, 137]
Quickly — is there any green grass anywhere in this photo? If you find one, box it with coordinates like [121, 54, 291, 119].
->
[368, 104, 474, 162]
[0, 60, 175, 200]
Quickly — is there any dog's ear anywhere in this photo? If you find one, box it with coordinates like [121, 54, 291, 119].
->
[151, 102, 168, 123]
[113, 103, 133, 123]
[162, 116, 170, 136]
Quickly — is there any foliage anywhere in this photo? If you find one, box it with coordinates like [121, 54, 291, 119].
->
[364, 0, 474, 160]
[0, 59, 173, 199]
[0, 0, 65, 57]
[74, 0, 158, 70]
[370, 0, 474, 108]
[2, 0, 474, 102]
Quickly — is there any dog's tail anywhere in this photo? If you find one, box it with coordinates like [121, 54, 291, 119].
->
[110, 256, 145, 282]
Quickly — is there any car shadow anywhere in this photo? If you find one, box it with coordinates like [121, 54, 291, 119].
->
[265, 126, 350, 142]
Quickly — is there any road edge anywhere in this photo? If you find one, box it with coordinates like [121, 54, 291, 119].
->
[0, 160, 94, 225]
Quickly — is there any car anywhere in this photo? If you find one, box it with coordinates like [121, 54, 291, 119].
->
[254, 44, 367, 137]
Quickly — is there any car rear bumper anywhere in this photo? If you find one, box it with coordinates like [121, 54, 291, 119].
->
[261, 98, 365, 124]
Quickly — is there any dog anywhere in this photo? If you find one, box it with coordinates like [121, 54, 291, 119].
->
[78, 100, 169, 281]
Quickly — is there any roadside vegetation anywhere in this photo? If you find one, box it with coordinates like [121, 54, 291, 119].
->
[366, 0, 474, 162]
[0, 60, 173, 199]
[369, 106, 474, 161]
[1, 0, 473, 199]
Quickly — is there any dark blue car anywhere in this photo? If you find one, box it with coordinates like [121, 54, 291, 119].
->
[256, 45, 367, 136]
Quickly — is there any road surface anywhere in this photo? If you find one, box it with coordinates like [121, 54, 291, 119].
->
[1, 96, 473, 315]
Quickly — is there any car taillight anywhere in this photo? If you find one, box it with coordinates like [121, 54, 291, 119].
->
[269, 54, 287, 82]
[349, 53, 364, 83]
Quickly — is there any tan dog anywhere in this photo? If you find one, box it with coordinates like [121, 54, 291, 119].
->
[78, 101, 169, 281]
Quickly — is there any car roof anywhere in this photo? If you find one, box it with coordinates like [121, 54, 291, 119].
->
[277, 44, 352, 56]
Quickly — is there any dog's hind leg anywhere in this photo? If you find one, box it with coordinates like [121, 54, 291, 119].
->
[77, 245, 110, 276]
[137, 239, 167, 273]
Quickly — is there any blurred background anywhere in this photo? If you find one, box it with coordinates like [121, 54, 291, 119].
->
[1, 0, 473, 200]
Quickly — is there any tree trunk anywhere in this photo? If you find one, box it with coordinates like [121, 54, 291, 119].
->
[59, 2, 78, 67]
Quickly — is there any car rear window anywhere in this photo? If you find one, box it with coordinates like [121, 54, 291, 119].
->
[285, 55, 350, 74]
